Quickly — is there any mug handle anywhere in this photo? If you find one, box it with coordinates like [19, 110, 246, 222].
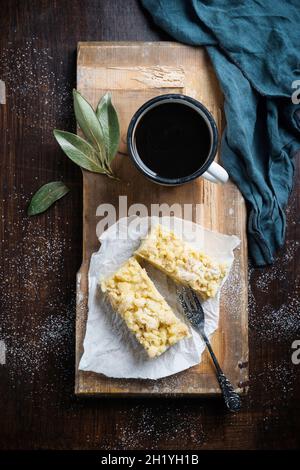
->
[202, 161, 229, 184]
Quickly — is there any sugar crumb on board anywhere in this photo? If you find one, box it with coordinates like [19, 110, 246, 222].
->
[0, 37, 73, 137]
[115, 405, 206, 449]
[248, 236, 300, 342]
[0, 190, 75, 390]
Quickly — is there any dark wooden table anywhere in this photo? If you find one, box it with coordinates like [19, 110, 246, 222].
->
[0, 0, 299, 450]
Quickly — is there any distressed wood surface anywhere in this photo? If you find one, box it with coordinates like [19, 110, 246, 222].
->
[0, 0, 299, 450]
[75, 42, 248, 395]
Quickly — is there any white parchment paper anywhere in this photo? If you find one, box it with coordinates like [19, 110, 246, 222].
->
[79, 216, 240, 379]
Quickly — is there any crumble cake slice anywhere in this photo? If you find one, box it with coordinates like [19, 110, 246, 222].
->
[100, 257, 190, 358]
[135, 224, 227, 300]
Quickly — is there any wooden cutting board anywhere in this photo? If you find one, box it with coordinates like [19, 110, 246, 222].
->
[75, 42, 249, 395]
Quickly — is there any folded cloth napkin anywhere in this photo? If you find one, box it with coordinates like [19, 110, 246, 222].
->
[141, 0, 300, 266]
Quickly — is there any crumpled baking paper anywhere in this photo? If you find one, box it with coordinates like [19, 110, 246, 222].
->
[79, 216, 240, 379]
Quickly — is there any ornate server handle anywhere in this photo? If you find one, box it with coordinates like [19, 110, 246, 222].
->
[217, 373, 242, 412]
[203, 332, 241, 412]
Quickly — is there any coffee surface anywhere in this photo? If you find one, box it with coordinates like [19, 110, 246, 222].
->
[135, 102, 211, 179]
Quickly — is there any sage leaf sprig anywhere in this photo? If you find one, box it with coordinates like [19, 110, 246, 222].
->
[27, 181, 70, 216]
[54, 90, 120, 178]
[96, 92, 120, 164]
[27, 91, 120, 216]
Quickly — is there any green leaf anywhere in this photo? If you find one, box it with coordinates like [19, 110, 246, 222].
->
[53, 130, 107, 174]
[27, 181, 69, 216]
[73, 89, 106, 164]
[96, 92, 120, 163]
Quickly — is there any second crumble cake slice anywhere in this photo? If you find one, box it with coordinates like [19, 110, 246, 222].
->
[135, 224, 227, 300]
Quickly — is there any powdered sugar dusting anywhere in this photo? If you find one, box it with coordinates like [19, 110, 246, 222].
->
[0, 190, 75, 384]
[249, 240, 300, 342]
[116, 404, 206, 449]
[0, 38, 72, 137]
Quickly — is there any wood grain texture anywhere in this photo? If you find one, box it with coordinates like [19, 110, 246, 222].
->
[0, 0, 299, 450]
[75, 42, 248, 395]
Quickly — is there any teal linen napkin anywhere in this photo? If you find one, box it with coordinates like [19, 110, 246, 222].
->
[141, 0, 300, 266]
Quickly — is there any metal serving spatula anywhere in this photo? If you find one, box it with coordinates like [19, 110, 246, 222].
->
[178, 288, 241, 412]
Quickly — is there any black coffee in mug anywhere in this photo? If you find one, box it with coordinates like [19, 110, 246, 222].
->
[135, 102, 211, 179]
[127, 94, 228, 186]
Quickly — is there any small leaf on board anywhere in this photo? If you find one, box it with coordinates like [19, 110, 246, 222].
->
[27, 181, 70, 216]
[53, 130, 107, 174]
[96, 92, 120, 163]
[73, 89, 106, 164]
